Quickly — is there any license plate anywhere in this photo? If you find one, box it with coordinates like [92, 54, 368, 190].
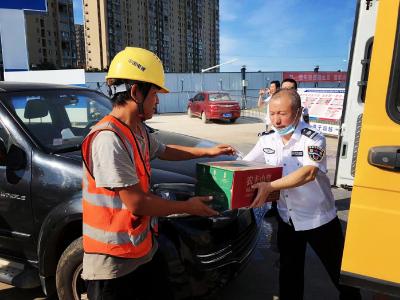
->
[222, 113, 232, 118]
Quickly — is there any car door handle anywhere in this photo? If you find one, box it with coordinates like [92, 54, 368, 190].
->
[368, 146, 400, 171]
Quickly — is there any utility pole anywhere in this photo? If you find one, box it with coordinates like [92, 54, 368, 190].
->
[313, 65, 319, 88]
[200, 58, 238, 92]
[241, 65, 247, 109]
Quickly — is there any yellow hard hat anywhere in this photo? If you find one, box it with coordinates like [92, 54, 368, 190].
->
[106, 47, 169, 93]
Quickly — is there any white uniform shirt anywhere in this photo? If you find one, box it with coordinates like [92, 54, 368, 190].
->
[244, 121, 337, 231]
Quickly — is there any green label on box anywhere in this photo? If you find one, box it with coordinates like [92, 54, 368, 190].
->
[196, 164, 234, 211]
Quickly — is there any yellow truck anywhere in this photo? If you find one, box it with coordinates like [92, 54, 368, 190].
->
[335, 0, 400, 296]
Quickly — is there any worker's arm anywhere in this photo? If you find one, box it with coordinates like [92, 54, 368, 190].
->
[117, 184, 218, 216]
[158, 144, 236, 161]
[257, 89, 266, 108]
[250, 165, 319, 208]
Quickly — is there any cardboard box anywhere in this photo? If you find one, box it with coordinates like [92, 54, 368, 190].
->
[196, 160, 282, 212]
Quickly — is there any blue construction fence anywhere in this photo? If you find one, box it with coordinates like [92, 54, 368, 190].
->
[85, 72, 345, 114]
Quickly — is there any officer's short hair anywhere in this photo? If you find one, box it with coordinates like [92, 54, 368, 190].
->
[282, 78, 298, 90]
[271, 89, 301, 111]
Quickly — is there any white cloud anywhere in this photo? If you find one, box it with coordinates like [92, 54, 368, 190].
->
[245, 0, 299, 27]
[220, 35, 241, 56]
[219, 0, 239, 21]
[236, 2, 303, 42]
[220, 10, 237, 22]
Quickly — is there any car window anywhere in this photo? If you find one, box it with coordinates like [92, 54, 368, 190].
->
[209, 93, 232, 101]
[64, 94, 110, 129]
[358, 38, 373, 103]
[3, 89, 112, 152]
[193, 94, 201, 101]
[386, 18, 400, 123]
[12, 95, 53, 123]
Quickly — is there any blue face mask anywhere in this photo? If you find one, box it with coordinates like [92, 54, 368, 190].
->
[272, 108, 300, 136]
[273, 123, 296, 136]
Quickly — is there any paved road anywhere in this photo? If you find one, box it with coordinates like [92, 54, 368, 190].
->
[151, 114, 352, 300]
[0, 114, 395, 299]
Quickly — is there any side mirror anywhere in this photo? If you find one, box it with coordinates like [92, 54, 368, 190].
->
[0, 138, 6, 166]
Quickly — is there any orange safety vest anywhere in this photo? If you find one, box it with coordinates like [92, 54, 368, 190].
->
[81, 115, 157, 258]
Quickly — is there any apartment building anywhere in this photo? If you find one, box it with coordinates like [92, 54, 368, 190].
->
[84, 0, 219, 72]
[25, 0, 77, 69]
[75, 24, 86, 68]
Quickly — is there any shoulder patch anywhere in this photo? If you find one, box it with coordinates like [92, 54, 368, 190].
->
[308, 146, 325, 162]
[301, 128, 319, 140]
[258, 129, 275, 137]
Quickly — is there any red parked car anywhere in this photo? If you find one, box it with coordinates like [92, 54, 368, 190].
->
[187, 92, 241, 123]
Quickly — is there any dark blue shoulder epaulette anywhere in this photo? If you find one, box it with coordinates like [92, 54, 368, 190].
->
[301, 128, 319, 140]
[258, 129, 275, 137]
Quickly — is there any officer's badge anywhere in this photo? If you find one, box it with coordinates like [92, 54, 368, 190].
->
[263, 148, 275, 154]
[292, 151, 303, 157]
[308, 146, 325, 162]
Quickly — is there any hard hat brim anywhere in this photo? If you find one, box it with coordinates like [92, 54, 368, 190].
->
[105, 75, 169, 94]
[159, 86, 169, 93]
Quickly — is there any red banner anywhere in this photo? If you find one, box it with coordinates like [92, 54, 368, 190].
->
[282, 71, 347, 82]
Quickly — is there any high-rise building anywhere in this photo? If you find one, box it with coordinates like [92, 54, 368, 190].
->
[84, 0, 219, 72]
[25, 0, 77, 69]
[75, 24, 86, 68]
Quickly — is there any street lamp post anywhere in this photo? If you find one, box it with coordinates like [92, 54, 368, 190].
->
[313, 65, 319, 88]
[200, 58, 238, 91]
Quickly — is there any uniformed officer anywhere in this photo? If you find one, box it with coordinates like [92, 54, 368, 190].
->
[244, 89, 361, 300]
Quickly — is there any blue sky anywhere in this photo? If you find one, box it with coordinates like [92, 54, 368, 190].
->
[73, 0, 356, 72]
[73, 0, 83, 24]
[219, 0, 356, 72]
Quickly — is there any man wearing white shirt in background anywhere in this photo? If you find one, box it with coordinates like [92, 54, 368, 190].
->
[258, 80, 280, 130]
[244, 89, 361, 300]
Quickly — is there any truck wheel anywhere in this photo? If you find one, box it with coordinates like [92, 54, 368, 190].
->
[201, 112, 208, 123]
[56, 237, 86, 300]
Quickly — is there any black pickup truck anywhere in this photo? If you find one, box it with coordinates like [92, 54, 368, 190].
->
[0, 82, 264, 299]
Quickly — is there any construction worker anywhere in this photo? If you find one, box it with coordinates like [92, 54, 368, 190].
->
[81, 47, 235, 300]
